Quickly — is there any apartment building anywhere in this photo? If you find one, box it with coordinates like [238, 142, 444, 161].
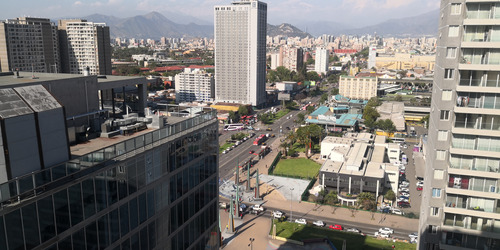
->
[270, 46, 303, 72]
[175, 68, 215, 103]
[0, 71, 219, 250]
[314, 47, 329, 74]
[214, 0, 267, 107]
[419, 1, 500, 249]
[0, 17, 60, 73]
[58, 19, 112, 75]
[339, 76, 378, 100]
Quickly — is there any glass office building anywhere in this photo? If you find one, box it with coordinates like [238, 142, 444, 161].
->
[0, 109, 220, 250]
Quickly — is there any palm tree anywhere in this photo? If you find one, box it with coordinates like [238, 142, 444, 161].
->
[357, 192, 376, 211]
[295, 124, 322, 158]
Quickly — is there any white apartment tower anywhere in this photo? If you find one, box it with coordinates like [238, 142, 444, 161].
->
[175, 68, 215, 103]
[419, 1, 500, 249]
[0, 17, 60, 73]
[315, 47, 329, 74]
[58, 20, 112, 75]
[214, 0, 267, 107]
[368, 45, 377, 69]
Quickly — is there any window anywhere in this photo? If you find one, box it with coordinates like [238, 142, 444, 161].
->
[451, 3, 461, 15]
[432, 188, 442, 198]
[430, 207, 439, 216]
[448, 26, 459, 37]
[440, 110, 450, 120]
[442, 90, 453, 101]
[434, 169, 444, 179]
[438, 130, 448, 141]
[444, 69, 454, 79]
[428, 225, 439, 234]
[446, 47, 457, 58]
[436, 150, 446, 160]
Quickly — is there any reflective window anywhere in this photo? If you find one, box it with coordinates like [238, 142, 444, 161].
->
[38, 195, 55, 241]
[95, 173, 108, 212]
[98, 214, 110, 249]
[120, 203, 129, 237]
[58, 236, 72, 250]
[0, 217, 6, 250]
[147, 189, 155, 219]
[6, 209, 23, 250]
[139, 192, 147, 224]
[54, 189, 70, 234]
[129, 198, 138, 230]
[69, 183, 83, 226]
[82, 179, 96, 219]
[72, 227, 85, 250]
[131, 232, 139, 250]
[121, 238, 130, 250]
[107, 168, 118, 205]
[86, 222, 98, 250]
[23, 203, 40, 248]
[109, 208, 120, 243]
[127, 160, 137, 194]
[140, 227, 148, 249]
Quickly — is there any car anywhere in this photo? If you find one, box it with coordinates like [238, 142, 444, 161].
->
[266, 127, 272, 131]
[346, 228, 361, 233]
[400, 180, 410, 186]
[398, 201, 411, 208]
[380, 207, 391, 214]
[252, 204, 265, 212]
[329, 224, 343, 230]
[416, 186, 423, 191]
[399, 187, 410, 192]
[392, 209, 404, 215]
[239, 204, 247, 212]
[255, 128, 261, 131]
[313, 220, 325, 227]
[271, 134, 275, 138]
[417, 181, 424, 187]
[222, 150, 227, 154]
[272, 210, 283, 219]
[403, 144, 408, 149]
[219, 202, 228, 209]
[375, 232, 391, 238]
[400, 192, 410, 197]
[379, 227, 394, 234]
[409, 232, 418, 239]
[286, 126, 291, 130]
[397, 197, 409, 203]
[249, 150, 255, 154]
[294, 218, 307, 225]
[399, 183, 410, 188]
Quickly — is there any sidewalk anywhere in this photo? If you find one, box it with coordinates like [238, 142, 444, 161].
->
[221, 134, 419, 233]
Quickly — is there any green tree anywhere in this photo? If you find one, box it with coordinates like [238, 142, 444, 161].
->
[295, 124, 322, 158]
[421, 114, 430, 129]
[228, 111, 240, 124]
[306, 58, 315, 65]
[317, 188, 328, 204]
[285, 101, 298, 110]
[306, 105, 316, 114]
[376, 119, 396, 133]
[320, 93, 329, 104]
[258, 113, 271, 124]
[363, 106, 380, 129]
[330, 88, 339, 95]
[394, 95, 403, 102]
[238, 105, 250, 116]
[325, 191, 338, 205]
[357, 192, 376, 211]
[366, 97, 381, 107]
[295, 113, 305, 124]
[306, 71, 321, 81]
[384, 189, 396, 202]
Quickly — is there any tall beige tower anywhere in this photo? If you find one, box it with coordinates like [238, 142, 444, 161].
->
[58, 19, 112, 75]
[214, 0, 267, 107]
[0, 17, 60, 73]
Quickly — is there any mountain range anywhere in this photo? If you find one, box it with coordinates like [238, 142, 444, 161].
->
[82, 10, 439, 39]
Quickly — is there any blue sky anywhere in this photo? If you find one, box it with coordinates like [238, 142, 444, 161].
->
[0, 0, 440, 27]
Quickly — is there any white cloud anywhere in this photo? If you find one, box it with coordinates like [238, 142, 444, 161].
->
[74, 1, 83, 6]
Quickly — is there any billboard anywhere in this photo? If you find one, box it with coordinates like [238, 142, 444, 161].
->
[278, 93, 291, 101]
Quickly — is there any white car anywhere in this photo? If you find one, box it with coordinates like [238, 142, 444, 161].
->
[397, 197, 409, 202]
[294, 218, 307, 225]
[374, 232, 391, 238]
[272, 210, 283, 219]
[379, 227, 394, 234]
[399, 183, 410, 188]
[399, 187, 410, 193]
[392, 209, 404, 215]
[346, 228, 361, 233]
[417, 181, 424, 187]
[400, 192, 410, 197]
[251, 204, 265, 212]
[313, 220, 325, 227]
[400, 180, 410, 186]
[409, 232, 418, 239]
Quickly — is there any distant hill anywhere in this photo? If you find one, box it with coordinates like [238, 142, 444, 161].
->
[337, 10, 439, 36]
[83, 12, 213, 39]
[290, 21, 356, 37]
[267, 23, 312, 38]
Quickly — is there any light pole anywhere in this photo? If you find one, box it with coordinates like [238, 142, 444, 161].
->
[248, 238, 255, 250]
[290, 187, 294, 222]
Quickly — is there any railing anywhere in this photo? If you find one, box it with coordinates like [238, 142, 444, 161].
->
[454, 121, 500, 131]
[458, 78, 500, 87]
[0, 108, 217, 209]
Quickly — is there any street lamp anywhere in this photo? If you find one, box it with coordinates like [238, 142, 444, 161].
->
[290, 187, 294, 222]
[248, 238, 255, 250]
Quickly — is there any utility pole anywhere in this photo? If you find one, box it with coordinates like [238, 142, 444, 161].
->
[290, 187, 294, 222]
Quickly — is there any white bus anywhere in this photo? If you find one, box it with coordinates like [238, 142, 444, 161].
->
[391, 138, 406, 143]
[224, 123, 244, 131]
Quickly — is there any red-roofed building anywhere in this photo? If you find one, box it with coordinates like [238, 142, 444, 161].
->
[334, 49, 358, 54]
[153, 66, 185, 72]
[187, 65, 215, 70]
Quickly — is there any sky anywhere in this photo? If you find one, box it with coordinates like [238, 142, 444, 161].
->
[0, 0, 440, 27]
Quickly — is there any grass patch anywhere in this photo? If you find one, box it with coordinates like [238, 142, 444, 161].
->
[291, 143, 320, 153]
[219, 142, 234, 153]
[273, 158, 320, 179]
[270, 109, 290, 122]
[272, 220, 416, 250]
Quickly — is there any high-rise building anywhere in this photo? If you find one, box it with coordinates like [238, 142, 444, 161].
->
[0, 71, 219, 250]
[175, 68, 215, 103]
[339, 76, 378, 100]
[281, 46, 303, 72]
[58, 19, 112, 75]
[419, 1, 500, 249]
[314, 47, 329, 74]
[214, 0, 267, 107]
[0, 17, 60, 73]
[368, 45, 377, 69]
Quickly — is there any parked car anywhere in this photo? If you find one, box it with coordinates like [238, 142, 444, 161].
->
[249, 150, 255, 154]
[398, 201, 411, 208]
[219, 202, 228, 209]
[272, 210, 283, 219]
[416, 181, 424, 187]
[400, 180, 410, 186]
[416, 186, 423, 191]
[392, 209, 404, 215]
[294, 218, 307, 225]
[329, 224, 343, 230]
[266, 127, 272, 131]
[399, 182, 410, 188]
[399, 187, 410, 193]
[252, 204, 265, 212]
[313, 220, 325, 227]
[400, 192, 410, 197]
[379, 227, 394, 234]
[374, 232, 391, 238]
[409, 232, 418, 239]
[380, 207, 391, 213]
[346, 228, 361, 233]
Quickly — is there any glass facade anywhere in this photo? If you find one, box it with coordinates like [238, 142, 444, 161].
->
[0, 118, 219, 250]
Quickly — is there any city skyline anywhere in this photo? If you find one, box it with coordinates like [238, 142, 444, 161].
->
[0, 0, 439, 27]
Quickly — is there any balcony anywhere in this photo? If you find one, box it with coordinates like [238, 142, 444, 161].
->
[459, 78, 500, 87]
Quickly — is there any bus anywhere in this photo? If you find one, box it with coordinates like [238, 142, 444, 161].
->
[391, 138, 406, 144]
[224, 123, 244, 131]
[253, 134, 266, 145]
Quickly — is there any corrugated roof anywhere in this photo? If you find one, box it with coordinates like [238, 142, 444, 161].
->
[14, 85, 61, 112]
[0, 88, 33, 118]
